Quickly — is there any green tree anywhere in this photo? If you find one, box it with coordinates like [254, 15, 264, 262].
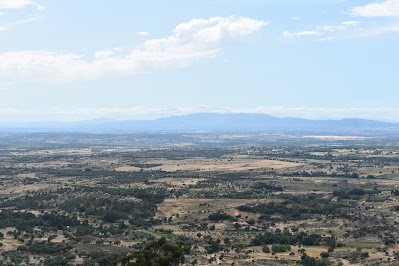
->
[320, 252, 329, 258]
[271, 244, 291, 253]
[112, 237, 189, 266]
[262, 245, 270, 253]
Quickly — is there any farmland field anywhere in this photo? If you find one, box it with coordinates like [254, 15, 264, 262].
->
[1, 133, 399, 265]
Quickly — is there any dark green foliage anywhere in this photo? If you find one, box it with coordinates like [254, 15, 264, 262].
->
[333, 188, 380, 200]
[252, 183, 283, 191]
[0, 250, 31, 265]
[252, 230, 324, 246]
[239, 194, 351, 221]
[205, 238, 221, 254]
[128, 163, 163, 168]
[300, 253, 328, 266]
[0, 210, 79, 231]
[41, 212, 80, 230]
[391, 189, 399, 196]
[326, 236, 336, 252]
[44, 255, 75, 266]
[18, 241, 72, 255]
[83, 251, 126, 266]
[58, 187, 168, 226]
[281, 171, 361, 179]
[112, 237, 189, 266]
[75, 221, 95, 236]
[382, 232, 396, 245]
[271, 244, 290, 253]
[208, 212, 232, 221]
[262, 245, 270, 253]
[320, 252, 329, 258]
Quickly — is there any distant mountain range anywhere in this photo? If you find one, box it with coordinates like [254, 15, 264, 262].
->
[1, 113, 399, 135]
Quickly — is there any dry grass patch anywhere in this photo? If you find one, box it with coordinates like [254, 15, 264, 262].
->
[115, 166, 142, 172]
[151, 178, 207, 187]
[158, 198, 257, 218]
[0, 183, 53, 195]
[117, 158, 302, 172]
[0, 235, 21, 251]
[303, 246, 329, 257]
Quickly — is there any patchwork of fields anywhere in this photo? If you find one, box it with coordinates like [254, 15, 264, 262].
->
[1, 135, 399, 265]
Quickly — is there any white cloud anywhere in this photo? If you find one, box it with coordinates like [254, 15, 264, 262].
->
[14, 14, 40, 24]
[349, 1, 399, 36]
[283, 30, 323, 38]
[94, 50, 115, 58]
[315, 25, 346, 32]
[317, 36, 336, 41]
[173, 16, 268, 44]
[315, 21, 359, 32]
[0, 0, 34, 9]
[0, 14, 41, 31]
[291, 16, 301, 20]
[341, 21, 359, 25]
[0, 16, 267, 83]
[284, 1, 399, 40]
[137, 31, 150, 36]
[284, 21, 359, 39]
[0, 0, 43, 31]
[355, 23, 399, 37]
[351, 0, 399, 17]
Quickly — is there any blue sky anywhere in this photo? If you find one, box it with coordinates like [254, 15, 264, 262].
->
[0, 0, 399, 122]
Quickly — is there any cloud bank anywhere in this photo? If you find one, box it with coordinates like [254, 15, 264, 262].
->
[0, 0, 34, 9]
[0, 16, 267, 84]
[351, 0, 399, 17]
[284, 0, 399, 40]
[283, 21, 358, 40]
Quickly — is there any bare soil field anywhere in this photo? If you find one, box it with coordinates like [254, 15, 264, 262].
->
[158, 198, 256, 218]
[151, 177, 207, 187]
[116, 157, 302, 172]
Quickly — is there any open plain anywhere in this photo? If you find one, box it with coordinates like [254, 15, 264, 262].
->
[1, 133, 399, 265]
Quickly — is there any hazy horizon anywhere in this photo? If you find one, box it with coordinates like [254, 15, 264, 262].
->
[1, 111, 399, 124]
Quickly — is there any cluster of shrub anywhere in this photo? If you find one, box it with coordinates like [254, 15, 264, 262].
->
[17, 241, 72, 255]
[0, 210, 79, 232]
[238, 194, 352, 221]
[283, 171, 361, 179]
[252, 229, 336, 252]
[332, 188, 380, 200]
